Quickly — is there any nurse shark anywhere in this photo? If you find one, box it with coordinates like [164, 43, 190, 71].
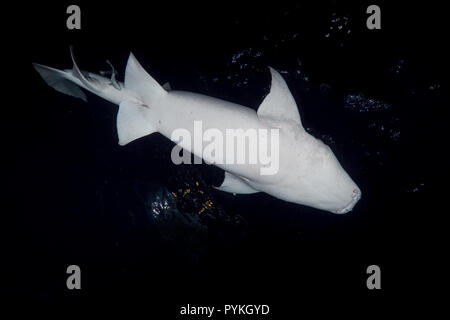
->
[33, 47, 361, 214]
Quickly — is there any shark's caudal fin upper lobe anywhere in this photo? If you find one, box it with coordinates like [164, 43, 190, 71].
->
[32, 63, 87, 102]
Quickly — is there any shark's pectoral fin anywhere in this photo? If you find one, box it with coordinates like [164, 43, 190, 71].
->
[32, 63, 87, 102]
[257, 67, 303, 128]
[117, 101, 157, 146]
[214, 172, 259, 195]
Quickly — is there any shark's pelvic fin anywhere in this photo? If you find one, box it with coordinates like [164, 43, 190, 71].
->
[124, 53, 167, 103]
[32, 63, 87, 102]
[117, 101, 157, 146]
[214, 172, 259, 195]
[162, 82, 172, 91]
[257, 67, 303, 127]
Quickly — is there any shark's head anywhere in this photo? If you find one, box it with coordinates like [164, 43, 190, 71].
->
[255, 67, 361, 214]
[282, 130, 361, 214]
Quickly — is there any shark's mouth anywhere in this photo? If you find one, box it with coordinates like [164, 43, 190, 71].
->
[333, 189, 361, 214]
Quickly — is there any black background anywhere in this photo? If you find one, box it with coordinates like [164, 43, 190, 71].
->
[6, 0, 449, 316]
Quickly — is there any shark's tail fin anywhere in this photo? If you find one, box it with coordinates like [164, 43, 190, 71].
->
[32, 63, 87, 102]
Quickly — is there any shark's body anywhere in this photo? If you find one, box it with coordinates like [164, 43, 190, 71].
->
[33, 48, 361, 214]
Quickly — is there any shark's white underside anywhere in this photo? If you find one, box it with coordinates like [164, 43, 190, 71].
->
[33, 48, 361, 214]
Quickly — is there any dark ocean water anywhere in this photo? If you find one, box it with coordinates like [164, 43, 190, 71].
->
[6, 0, 448, 315]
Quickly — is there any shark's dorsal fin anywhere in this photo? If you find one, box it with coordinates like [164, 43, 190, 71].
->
[257, 67, 303, 127]
[214, 172, 259, 195]
[125, 53, 167, 103]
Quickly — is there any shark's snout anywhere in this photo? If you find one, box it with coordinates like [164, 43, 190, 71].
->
[334, 188, 361, 214]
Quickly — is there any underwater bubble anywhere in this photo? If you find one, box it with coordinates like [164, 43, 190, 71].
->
[253, 50, 263, 57]
[324, 13, 352, 43]
[231, 53, 243, 64]
[429, 83, 441, 91]
[390, 129, 401, 141]
[407, 183, 425, 193]
[344, 93, 391, 112]
[320, 83, 332, 95]
[391, 59, 405, 75]
[149, 189, 175, 220]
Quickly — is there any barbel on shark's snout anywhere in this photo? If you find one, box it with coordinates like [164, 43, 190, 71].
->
[33, 47, 361, 214]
